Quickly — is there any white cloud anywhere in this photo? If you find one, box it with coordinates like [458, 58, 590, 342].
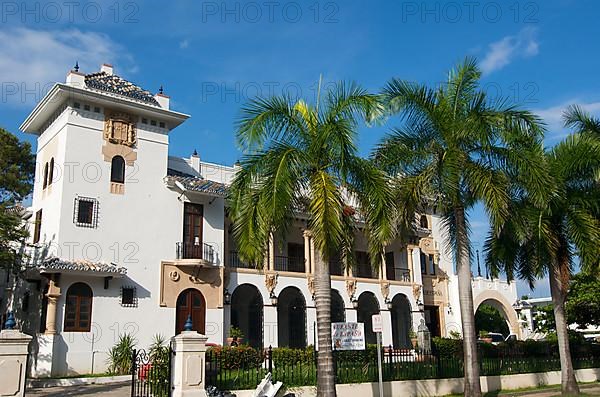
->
[480, 28, 539, 75]
[0, 28, 133, 106]
[534, 100, 600, 140]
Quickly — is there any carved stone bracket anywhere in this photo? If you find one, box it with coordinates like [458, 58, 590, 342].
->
[265, 273, 278, 295]
[346, 279, 357, 300]
[307, 275, 315, 297]
[381, 282, 390, 301]
[412, 284, 422, 301]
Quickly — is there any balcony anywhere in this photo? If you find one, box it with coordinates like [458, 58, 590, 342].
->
[175, 242, 216, 265]
[274, 255, 305, 273]
[389, 268, 411, 282]
[228, 251, 253, 269]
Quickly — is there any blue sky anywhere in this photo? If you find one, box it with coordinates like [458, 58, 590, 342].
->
[2, 0, 599, 297]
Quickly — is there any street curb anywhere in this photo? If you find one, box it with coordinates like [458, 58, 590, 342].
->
[27, 375, 130, 389]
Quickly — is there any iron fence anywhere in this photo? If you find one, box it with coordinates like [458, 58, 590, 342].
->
[131, 348, 172, 397]
[205, 345, 600, 391]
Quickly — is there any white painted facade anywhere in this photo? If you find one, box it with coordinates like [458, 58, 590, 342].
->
[1, 64, 520, 377]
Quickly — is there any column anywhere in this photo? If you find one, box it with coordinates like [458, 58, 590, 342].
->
[263, 305, 278, 348]
[33, 275, 61, 377]
[0, 314, 32, 397]
[407, 247, 414, 283]
[171, 331, 209, 397]
[268, 233, 275, 271]
[303, 230, 311, 274]
[45, 276, 61, 334]
[380, 309, 393, 346]
[380, 249, 387, 281]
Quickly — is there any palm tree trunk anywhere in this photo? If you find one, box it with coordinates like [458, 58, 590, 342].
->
[549, 260, 580, 396]
[314, 253, 336, 397]
[455, 207, 482, 397]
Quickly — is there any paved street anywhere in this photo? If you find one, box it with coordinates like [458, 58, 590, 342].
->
[26, 382, 130, 397]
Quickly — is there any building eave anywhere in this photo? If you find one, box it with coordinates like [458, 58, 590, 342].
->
[20, 83, 190, 135]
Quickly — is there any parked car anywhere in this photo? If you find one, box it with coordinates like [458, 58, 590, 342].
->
[484, 332, 517, 345]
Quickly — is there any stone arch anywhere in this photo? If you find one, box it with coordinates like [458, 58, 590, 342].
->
[277, 286, 307, 348]
[473, 290, 520, 338]
[231, 283, 263, 349]
[331, 289, 345, 323]
[357, 291, 380, 345]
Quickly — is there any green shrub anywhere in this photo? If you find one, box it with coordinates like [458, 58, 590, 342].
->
[432, 337, 462, 359]
[271, 346, 314, 365]
[107, 333, 136, 375]
[207, 345, 263, 369]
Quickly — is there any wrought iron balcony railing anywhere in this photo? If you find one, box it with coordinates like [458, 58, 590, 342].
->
[274, 255, 305, 273]
[176, 242, 215, 264]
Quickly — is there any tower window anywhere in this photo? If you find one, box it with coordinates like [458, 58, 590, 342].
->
[110, 156, 125, 184]
[419, 214, 429, 229]
[74, 197, 98, 228]
[48, 158, 54, 187]
[43, 163, 48, 189]
[33, 209, 42, 243]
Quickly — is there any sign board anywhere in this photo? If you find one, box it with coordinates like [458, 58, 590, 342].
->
[372, 314, 383, 333]
[331, 322, 365, 351]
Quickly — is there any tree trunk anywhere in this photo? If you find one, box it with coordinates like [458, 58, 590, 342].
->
[455, 207, 482, 397]
[314, 253, 336, 397]
[549, 260, 580, 396]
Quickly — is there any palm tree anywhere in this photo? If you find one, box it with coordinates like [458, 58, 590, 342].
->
[228, 83, 392, 397]
[485, 130, 600, 396]
[374, 58, 545, 397]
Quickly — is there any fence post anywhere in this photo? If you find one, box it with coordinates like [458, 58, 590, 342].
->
[268, 345, 273, 374]
[130, 349, 137, 397]
[171, 330, 209, 397]
[0, 313, 32, 397]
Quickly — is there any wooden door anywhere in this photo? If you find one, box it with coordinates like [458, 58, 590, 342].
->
[183, 203, 203, 259]
[176, 289, 206, 334]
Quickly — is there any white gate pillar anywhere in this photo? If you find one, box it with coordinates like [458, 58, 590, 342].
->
[0, 313, 32, 397]
[171, 326, 209, 397]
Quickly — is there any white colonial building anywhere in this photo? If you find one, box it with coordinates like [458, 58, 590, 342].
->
[0, 64, 521, 377]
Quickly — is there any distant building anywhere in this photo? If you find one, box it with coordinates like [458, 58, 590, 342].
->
[519, 297, 600, 341]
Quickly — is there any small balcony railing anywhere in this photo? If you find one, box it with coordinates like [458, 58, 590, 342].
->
[389, 268, 411, 282]
[176, 242, 215, 264]
[228, 251, 252, 269]
[274, 255, 305, 273]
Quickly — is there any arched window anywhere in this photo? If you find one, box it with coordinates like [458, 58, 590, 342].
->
[419, 214, 428, 229]
[48, 158, 54, 186]
[110, 155, 125, 184]
[43, 162, 48, 189]
[64, 283, 93, 332]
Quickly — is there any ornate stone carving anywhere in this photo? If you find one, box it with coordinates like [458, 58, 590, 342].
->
[265, 273, 278, 295]
[104, 111, 136, 147]
[307, 276, 315, 297]
[345, 279, 357, 300]
[380, 282, 390, 301]
[412, 284, 422, 300]
[419, 237, 435, 254]
[169, 270, 180, 282]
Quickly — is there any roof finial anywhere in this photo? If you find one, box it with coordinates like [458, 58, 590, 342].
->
[193, 149, 198, 156]
[74, 61, 79, 73]
[159, 85, 164, 95]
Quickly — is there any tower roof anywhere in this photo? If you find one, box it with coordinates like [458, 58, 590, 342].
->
[85, 71, 159, 106]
